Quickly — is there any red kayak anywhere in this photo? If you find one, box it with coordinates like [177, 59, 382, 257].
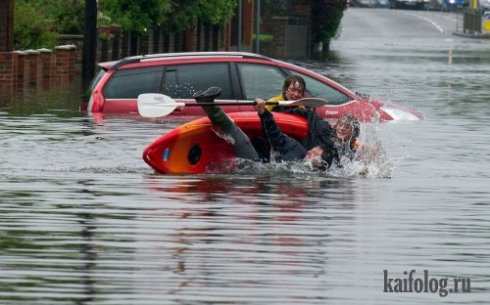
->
[143, 112, 309, 174]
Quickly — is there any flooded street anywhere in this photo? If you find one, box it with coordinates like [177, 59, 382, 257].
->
[1, 8, 489, 305]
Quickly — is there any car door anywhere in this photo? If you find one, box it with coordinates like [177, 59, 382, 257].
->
[162, 62, 239, 116]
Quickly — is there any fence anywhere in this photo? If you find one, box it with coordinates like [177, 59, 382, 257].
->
[0, 21, 236, 100]
[95, 23, 229, 63]
[0, 45, 77, 99]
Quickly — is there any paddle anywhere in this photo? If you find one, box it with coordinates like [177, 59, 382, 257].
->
[137, 93, 329, 118]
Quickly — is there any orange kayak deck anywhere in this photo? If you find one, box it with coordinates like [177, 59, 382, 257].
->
[142, 112, 309, 174]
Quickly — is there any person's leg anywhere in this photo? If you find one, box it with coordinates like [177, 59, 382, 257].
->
[193, 87, 259, 161]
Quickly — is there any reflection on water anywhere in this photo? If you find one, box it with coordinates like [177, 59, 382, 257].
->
[1, 9, 490, 305]
[0, 83, 83, 117]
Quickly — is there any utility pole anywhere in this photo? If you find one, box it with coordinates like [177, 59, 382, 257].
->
[82, 0, 97, 90]
[255, 0, 261, 53]
[238, 0, 242, 51]
[0, 0, 14, 52]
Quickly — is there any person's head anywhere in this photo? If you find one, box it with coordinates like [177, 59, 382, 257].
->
[282, 75, 306, 100]
[334, 114, 360, 143]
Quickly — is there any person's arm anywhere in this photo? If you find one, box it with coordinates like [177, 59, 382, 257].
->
[256, 99, 306, 161]
[256, 100, 290, 149]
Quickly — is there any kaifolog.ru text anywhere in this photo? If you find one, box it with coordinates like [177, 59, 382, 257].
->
[383, 269, 470, 297]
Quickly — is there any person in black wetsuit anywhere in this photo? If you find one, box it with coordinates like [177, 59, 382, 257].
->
[193, 86, 354, 170]
[261, 74, 362, 167]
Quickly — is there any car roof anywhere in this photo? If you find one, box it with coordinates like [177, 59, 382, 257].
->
[96, 51, 359, 100]
[98, 52, 275, 70]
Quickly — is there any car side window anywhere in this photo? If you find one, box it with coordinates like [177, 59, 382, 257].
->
[163, 63, 233, 99]
[103, 67, 163, 99]
[295, 72, 350, 105]
[238, 64, 286, 100]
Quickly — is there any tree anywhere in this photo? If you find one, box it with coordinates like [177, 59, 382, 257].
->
[14, 0, 85, 49]
[42, 0, 85, 34]
[311, 0, 347, 59]
[167, 0, 237, 29]
[14, 2, 57, 49]
[100, 0, 237, 32]
[100, 0, 171, 32]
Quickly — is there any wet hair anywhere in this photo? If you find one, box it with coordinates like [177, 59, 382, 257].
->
[282, 75, 306, 99]
[335, 114, 360, 149]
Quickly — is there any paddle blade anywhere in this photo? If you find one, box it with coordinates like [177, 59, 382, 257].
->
[137, 93, 182, 118]
[280, 97, 329, 108]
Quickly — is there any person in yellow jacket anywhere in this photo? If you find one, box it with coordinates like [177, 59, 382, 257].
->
[262, 75, 307, 111]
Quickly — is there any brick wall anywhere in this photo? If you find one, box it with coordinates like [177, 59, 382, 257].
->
[291, 0, 311, 17]
[262, 17, 288, 58]
[15, 52, 26, 95]
[54, 45, 77, 87]
[0, 52, 16, 97]
[260, 0, 311, 58]
[0, 46, 78, 97]
[39, 49, 53, 90]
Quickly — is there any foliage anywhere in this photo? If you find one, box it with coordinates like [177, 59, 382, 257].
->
[100, 0, 172, 32]
[311, 0, 347, 44]
[13, 0, 238, 48]
[16, 0, 85, 34]
[14, 2, 57, 49]
[42, 0, 85, 34]
[100, 0, 237, 32]
[167, 0, 237, 29]
[14, 0, 86, 49]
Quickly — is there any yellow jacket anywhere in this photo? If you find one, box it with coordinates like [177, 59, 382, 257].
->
[266, 94, 285, 111]
[266, 93, 306, 111]
[265, 93, 286, 111]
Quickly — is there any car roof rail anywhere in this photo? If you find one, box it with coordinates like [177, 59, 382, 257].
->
[112, 52, 273, 70]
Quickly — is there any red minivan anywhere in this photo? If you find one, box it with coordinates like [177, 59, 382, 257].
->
[87, 52, 422, 122]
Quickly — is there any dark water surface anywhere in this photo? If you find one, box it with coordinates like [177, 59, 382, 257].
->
[1, 8, 489, 305]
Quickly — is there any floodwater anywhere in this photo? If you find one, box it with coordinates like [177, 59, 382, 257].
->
[1, 8, 489, 305]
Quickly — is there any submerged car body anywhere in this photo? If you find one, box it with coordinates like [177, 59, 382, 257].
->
[87, 52, 422, 122]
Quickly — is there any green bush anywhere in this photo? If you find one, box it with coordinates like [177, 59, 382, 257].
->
[13, 0, 238, 49]
[14, 3, 58, 49]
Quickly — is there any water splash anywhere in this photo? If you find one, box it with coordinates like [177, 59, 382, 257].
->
[204, 120, 393, 178]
